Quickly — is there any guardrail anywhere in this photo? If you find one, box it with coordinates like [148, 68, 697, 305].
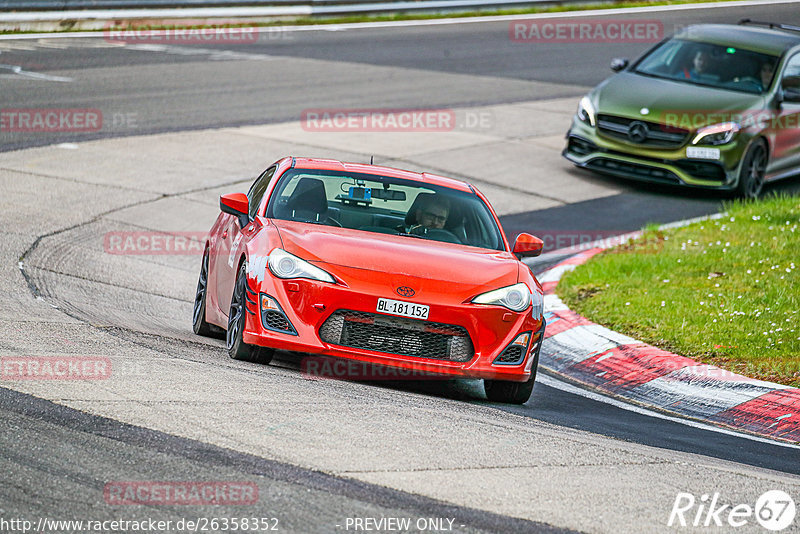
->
[0, 0, 564, 10]
[0, 0, 570, 26]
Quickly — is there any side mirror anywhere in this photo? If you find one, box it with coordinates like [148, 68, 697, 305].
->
[610, 58, 629, 72]
[220, 193, 249, 227]
[781, 75, 800, 103]
[513, 233, 544, 258]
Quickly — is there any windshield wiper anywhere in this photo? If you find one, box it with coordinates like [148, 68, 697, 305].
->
[396, 232, 425, 239]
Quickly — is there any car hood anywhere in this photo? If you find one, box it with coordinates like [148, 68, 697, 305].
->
[595, 72, 765, 130]
[272, 220, 519, 293]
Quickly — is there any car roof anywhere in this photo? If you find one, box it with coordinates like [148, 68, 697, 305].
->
[675, 24, 800, 55]
[289, 157, 474, 193]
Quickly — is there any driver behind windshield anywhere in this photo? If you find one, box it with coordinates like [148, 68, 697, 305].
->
[683, 49, 719, 82]
[410, 194, 450, 231]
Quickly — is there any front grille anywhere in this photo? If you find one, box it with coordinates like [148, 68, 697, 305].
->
[587, 158, 682, 185]
[597, 114, 689, 148]
[263, 311, 292, 332]
[494, 346, 524, 365]
[566, 136, 597, 157]
[259, 293, 296, 335]
[319, 310, 474, 362]
[674, 159, 727, 182]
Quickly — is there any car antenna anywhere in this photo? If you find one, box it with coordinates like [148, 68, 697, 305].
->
[370, 155, 374, 165]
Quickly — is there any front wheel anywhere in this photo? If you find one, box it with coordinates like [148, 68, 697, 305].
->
[736, 140, 767, 199]
[192, 249, 215, 337]
[227, 263, 274, 365]
[484, 349, 539, 404]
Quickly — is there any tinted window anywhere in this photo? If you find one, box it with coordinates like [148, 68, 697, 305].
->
[635, 38, 780, 94]
[267, 169, 505, 251]
[247, 166, 276, 219]
[784, 53, 800, 78]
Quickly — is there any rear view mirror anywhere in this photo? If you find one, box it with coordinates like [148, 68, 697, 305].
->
[372, 188, 406, 201]
[611, 58, 629, 72]
[220, 193, 249, 227]
[782, 75, 800, 103]
[513, 233, 544, 258]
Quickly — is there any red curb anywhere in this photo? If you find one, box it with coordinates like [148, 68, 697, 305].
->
[563, 343, 697, 394]
[710, 389, 800, 443]
[541, 250, 800, 444]
[541, 280, 558, 294]
[542, 309, 593, 337]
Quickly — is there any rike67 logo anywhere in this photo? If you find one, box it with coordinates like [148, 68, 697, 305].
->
[669, 490, 796, 531]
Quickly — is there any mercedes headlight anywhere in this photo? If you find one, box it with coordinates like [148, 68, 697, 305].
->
[577, 96, 597, 127]
[472, 283, 531, 312]
[692, 122, 740, 145]
[268, 248, 335, 283]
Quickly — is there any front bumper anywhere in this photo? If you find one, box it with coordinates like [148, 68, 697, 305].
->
[242, 274, 544, 382]
[562, 117, 745, 190]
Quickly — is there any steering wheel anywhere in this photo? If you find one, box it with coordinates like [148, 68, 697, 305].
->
[409, 226, 461, 244]
[734, 76, 763, 91]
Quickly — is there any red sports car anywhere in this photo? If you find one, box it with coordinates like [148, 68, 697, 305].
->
[193, 157, 545, 404]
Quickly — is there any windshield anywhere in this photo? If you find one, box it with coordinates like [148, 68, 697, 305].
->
[267, 169, 505, 251]
[634, 38, 779, 94]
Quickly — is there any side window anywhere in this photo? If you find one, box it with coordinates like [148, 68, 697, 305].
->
[247, 166, 276, 219]
[783, 53, 800, 78]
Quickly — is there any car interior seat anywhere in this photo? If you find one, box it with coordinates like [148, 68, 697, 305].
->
[286, 177, 329, 223]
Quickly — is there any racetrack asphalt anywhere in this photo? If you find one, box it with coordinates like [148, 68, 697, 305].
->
[2, 2, 800, 532]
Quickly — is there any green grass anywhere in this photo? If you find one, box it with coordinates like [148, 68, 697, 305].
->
[1, 0, 741, 34]
[557, 194, 800, 387]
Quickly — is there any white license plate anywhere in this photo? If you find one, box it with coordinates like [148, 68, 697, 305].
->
[686, 146, 720, 160]
[376, 298, 429, 320]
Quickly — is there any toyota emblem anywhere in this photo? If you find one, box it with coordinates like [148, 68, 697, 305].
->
[627, 121, 649, 143]
[396, 286, 415, 297]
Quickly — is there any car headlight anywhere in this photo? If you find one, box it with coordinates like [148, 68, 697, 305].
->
[692, 122, 740, 145]
[472, 283, 531, 312]
[577, 95, 597, 127]
[268, 248, 335, 283]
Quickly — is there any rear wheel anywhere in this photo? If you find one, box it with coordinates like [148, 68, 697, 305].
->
[736, 140, 767, 199]
[484, 348, 539, 405]
[227, 262, 274, 364]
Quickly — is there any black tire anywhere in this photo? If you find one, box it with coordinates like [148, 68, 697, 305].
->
[227, 262, 274, 364]
[192, 249, 215, 337]
[484, 346, 539, 404]
[736, 139, 767, 199]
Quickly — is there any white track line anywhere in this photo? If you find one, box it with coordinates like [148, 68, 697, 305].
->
[1, 0, 800, 40]
[0, 64, 73, 81]
[539, 373, 800, 450]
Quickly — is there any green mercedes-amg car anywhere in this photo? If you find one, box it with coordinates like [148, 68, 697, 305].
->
[563, 20, 800, 198]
